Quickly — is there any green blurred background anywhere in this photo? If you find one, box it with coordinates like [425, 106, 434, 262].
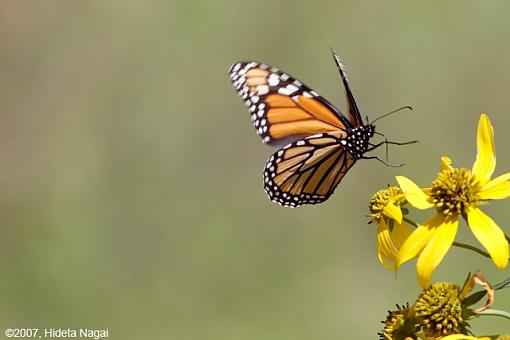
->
[1, 1, 509, 338]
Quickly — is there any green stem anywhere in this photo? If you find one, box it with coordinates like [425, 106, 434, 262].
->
[402, 217, 419, 228]
[477, 309, 510, 320]
[452, 242, 491, 259]
[493, 275, 510, 290]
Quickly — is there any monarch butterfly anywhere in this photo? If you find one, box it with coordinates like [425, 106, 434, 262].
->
[229, 51, 413, 208]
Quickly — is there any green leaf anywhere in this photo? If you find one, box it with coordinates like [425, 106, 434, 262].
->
[388, 219, 394, 232]
[461, 271, 472, 291]
[493, 275, 510, 290]
[462, 290, 486, 307]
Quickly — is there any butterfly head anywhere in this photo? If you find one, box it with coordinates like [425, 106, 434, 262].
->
[366, 124, 375, 138]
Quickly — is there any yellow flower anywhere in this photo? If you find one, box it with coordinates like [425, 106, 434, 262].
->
[434, 335, 491, 340]
[413, 282, 467, 337]
[396, 114, 510, 287]
[369, 186, 414, 270]
[413, 273, 494, 339]
[379, 303, 419, 340]
[377, 273, 496, 340]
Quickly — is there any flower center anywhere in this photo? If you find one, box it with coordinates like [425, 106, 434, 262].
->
[379, 304, 419, 340]
[369, 186, 402, 221]
[413, 282, 467, 337]
[429, 168, 482, 216]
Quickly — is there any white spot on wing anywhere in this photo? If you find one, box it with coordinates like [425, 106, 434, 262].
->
[257, 85, 269, 95]
[268, 74, 279, 86]
[278, 87, 293, 95]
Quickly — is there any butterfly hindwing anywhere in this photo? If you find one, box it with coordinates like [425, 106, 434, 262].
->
[263, 131, 356, 208]
[229, 62, 352, 146]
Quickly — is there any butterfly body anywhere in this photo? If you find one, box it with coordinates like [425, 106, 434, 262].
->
[341, 125, 375, 160]
[230, 52, 403, 207]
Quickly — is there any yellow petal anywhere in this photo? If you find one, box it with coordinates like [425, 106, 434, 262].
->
[472, 113, 496, 182]
[416, 215, 458, 288]
[440, 156, 454, 171]
[467, 208, 509, 269]
[382, 202, 403, 223]
[440, 335, 491, 340]
[479, 173, 510, 200]
[396, 214, 444, 269]
[377, 251, 394, 271]
[396, 176, 433, 209]
[390, 221, 414, 249]
[377, 220, 415, 271]
[377, 219, 397, 270]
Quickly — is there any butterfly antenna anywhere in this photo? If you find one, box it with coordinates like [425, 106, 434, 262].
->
[372, 106, 413, 124]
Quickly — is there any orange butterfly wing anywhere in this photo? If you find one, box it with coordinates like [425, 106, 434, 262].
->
[263, 131, 355, 207]
[230, 62, 352, 146]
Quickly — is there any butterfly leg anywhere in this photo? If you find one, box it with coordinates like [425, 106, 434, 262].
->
[385, 138, 389, 163]
[384, 140, 419, 146]
[362, 156, 405, 168]
[368, 139, 418, 152]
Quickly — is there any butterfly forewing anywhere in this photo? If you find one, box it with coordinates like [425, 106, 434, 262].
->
[331, 52, 364, 127]
[264, 131, 355, 208]
[229, 62, 352, 146]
